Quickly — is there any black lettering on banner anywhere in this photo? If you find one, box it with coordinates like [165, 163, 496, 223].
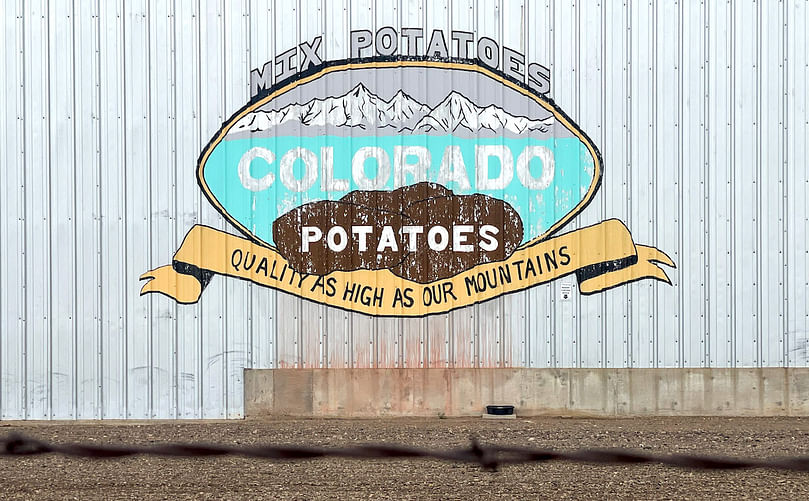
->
[524, 258, 537, 278]
[325, 277, 337, 297]
[392, 287, 415, 308]
[403, 287, 414, 307]
[256, 257, 269, 276]
[422, 283, 452, 306]
[475, 272, 486, 292]
[464, 275, 477, 296]
[360, 286, 373, 306]
[513, 259, 525, 280]
[393, 287, 407, 308]
[343, 281, 358, 302]
[372, 287, 384, 308]
[311, 275, 326, 293]
[559, 245, 571, 266]
[498, 263, 512, 284]
[242, 252, 257, 271]
[544, 250, 558, 271]
[441, 281, 457, 301]
[484, 269, 497, 289]
[231, 249, 243, 271]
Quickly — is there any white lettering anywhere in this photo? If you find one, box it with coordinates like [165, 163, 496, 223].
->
[280, 147, 318, 192]
[320, 146, 349, 191]
[352, 226, 373, 251]
[352, 146, 391, 189]
[516, 145, 555, 190]
[394, 145, 430, 188]
[479, 225, 499, 251]
[427, 226, 449, 251]
[453, 225, 474, 252]
[476, 144, 513, 190]
[401, 225, 424, 251]
[327, 226, 348, 252]
[437, 145, 471, 190]
[301, 226, 323, 252]
[377, 226, 399, 252]
[238, 147, 275, 192]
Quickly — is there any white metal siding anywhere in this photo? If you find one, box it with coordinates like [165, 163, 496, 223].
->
[0, 0, 807, 419]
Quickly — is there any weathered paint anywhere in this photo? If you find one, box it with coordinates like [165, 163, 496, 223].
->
[0, 0, 807, 419]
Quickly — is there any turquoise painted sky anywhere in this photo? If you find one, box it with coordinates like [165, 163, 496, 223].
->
[203, 135, 595, 247]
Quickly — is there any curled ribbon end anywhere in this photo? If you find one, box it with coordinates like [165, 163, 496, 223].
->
[638, 245, 676, 270]
[138, 265, 203, 304]
[655, 252, 676, 269]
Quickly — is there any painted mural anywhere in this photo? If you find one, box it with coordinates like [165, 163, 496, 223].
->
[140, 57, 675, 316]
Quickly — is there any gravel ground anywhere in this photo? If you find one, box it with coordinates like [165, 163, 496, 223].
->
[1, 417, 808, 500]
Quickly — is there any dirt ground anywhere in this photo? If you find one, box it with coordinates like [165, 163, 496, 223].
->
[1, 417, 809, 500]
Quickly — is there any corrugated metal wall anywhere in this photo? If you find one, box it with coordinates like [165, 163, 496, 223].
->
[1, 0, 807, 419]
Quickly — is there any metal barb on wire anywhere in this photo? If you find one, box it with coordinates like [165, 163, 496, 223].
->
[2, 432, 809, 472]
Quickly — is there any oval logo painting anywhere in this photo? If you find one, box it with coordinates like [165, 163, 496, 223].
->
[142, 59, 674, 316]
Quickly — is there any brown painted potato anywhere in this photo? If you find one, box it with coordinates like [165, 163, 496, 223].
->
[273, 182, 524, 281]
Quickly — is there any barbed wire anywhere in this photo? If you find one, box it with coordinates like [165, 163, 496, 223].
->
[2, 432, 808, 472]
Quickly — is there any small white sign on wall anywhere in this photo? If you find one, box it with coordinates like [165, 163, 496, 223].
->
[560, 282, 575, 301]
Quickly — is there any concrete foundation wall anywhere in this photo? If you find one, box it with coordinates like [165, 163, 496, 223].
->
[244, 368, 809, 417]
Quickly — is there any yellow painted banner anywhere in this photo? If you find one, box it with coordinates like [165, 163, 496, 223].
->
[140, 219, 674, 317]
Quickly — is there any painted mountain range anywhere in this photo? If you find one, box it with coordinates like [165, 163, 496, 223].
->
[227, 83, 555, 138]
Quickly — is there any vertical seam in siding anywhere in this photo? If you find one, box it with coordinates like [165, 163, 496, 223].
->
[574, 0, 581, 369]
[221, 0, 228, 415]
[71, 0, 79, 419]
[171, 0, 179, 418]
[21, 0, 28, 420]
[271, 0, 278, 370]
[704, 0, 711, 367]
[677, 0, 684, 367]
[756, 0, 763, 367]
[245, 0, 253, 372]
[196, 0, 203, 416]
[146, 0, 154, 419]
[729, 0, 736, 368]
[549, 0, 556, 368]
[121, 0, 130, 419]
[625, 0, 633, 368]
[781, 0, 789, 367]
[46, 0, 55, 419]
[601, 0, 608, 368]
[95, 0, 104, 418]
[524, 0, 530, 368]
[651, 0, 658, 368]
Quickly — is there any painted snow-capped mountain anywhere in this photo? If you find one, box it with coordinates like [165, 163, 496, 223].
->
[228, 83, 554, 137]
[406, 91, 552, 135]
